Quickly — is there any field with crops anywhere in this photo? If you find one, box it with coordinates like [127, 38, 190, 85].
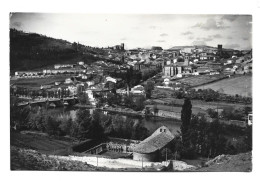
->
[173, 74, 228, 87]
[195, 75, 252, 97]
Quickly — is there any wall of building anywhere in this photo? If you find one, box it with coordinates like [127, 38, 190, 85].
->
[133, 151, 159, 162]
[157, 110, 181, 119]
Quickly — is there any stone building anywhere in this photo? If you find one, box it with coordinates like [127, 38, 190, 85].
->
[133, 126, 175, 162]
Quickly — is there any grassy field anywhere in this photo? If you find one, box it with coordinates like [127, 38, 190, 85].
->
[195, 75, 252, 97]
[11, 132, 76, 155]
[172, 74, 227, 87]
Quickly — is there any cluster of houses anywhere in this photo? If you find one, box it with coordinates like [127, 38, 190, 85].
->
[12, 43, 252, 109]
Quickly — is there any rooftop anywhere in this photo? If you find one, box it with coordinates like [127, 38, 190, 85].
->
[133, 126, 174, 154]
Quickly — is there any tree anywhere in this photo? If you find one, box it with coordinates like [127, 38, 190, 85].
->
[59, 117, 73, 136]
[207, 108, 218, 119]
[144, 81, 154, 99]
[133, 95, 145, 111]
[44, 115, 61, 136]
[125, 67, 134, 95]
[244, 125, 252, 151]
[78, 92, 90, 105]
[124, 94, 134, 108]
[10, 97, 30, 131]
[153, 104, 159, 116]
[131, 120, 149, 140]
[28, 107, 46, 132]
[75, 109, 104, 140]
[180, 98, 192, 138]
[105, 81, 116, 94]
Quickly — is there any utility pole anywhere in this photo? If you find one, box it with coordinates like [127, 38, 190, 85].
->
[97, 156, 98, 167]
[142, 157, 143, 170]
[166, 148, 168, 161]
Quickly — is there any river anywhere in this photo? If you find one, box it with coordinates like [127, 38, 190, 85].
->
[48, 106, 181, 136]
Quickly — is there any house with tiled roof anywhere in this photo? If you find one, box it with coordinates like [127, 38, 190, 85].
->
[133, 126, 175, 162]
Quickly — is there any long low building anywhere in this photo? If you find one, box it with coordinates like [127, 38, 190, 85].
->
[43, 68, 86, 74]
[15, 71, 42, 76]
[133, 126, 175, 162]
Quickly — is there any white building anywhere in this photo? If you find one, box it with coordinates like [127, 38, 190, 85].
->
[248, 113, 252, 126]
[86, 90, 96, 106]
[78, 61, 84, 65]
[65, 78, 73, 84]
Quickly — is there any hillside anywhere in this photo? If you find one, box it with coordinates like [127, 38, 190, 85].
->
[10, 29, 105, 73]
[169, 45, 216, 50]
[169, 45, 240, 52]
[196, 152, 252, 172]
[11, 146, 101, 171]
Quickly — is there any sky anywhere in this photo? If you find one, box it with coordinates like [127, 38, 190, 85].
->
[10, 13, 252, 50]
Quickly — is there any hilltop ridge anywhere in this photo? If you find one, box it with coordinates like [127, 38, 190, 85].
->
[10, 29, 105, 72]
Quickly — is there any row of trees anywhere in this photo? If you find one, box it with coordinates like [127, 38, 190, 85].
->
[171, 88, 252, 104]
[11, 96, 150, 141]
[207, 106, 251, 121]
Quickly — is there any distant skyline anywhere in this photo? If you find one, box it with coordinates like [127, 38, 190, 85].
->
[10, 13, 252, 50]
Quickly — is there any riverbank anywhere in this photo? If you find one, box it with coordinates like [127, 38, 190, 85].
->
[74, 103, 183, 122]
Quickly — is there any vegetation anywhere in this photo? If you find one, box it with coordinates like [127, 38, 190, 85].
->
[180, 98, 194, 158]
[144, 81, 155, 99]
[164, 98, 253, 160]
[10, 29, 104, 72]
[207, 106, 251, 121]
[11, 146, 98, 171]
[176, 113, 252, 159]
[171, 88, 252, 104]
[78, 92, 90, 105]
[11, 92, 149, 141]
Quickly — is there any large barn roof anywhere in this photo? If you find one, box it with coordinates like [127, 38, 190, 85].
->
[133, 126, 174, 154]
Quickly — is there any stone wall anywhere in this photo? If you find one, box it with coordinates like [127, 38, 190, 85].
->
[133, 151, 159, 162]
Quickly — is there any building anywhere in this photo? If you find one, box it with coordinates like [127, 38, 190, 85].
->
[181, 47, 194, 54]
[86, 90, 96, 106]
[54, 64, 75, 69]
[109, 43, 124, 51]
[131, 85, 145, 95]
[133, 126, 175, 162]
[78, 61, 84, 65]
[68, 85, 77, 95]
[43, 68, 86, 75]
[65, 78, 73, 84]
[248, 113, 252, 125]
[151, 46, 163, 51]
[163, 63, 187, 77]
[197, 66, 213, 74]
[15, 71, 42, 77]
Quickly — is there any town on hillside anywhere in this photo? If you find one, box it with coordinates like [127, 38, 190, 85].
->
[10, 14, 252, 172]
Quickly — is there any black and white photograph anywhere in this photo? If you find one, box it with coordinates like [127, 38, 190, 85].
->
[3, 0, 259, 176]
[8, 12, 253, 172]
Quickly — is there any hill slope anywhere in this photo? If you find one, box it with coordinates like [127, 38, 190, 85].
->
[10, 29, 105, 73]
[11, 146, 99, 171]
[196, 152, 252, 172]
